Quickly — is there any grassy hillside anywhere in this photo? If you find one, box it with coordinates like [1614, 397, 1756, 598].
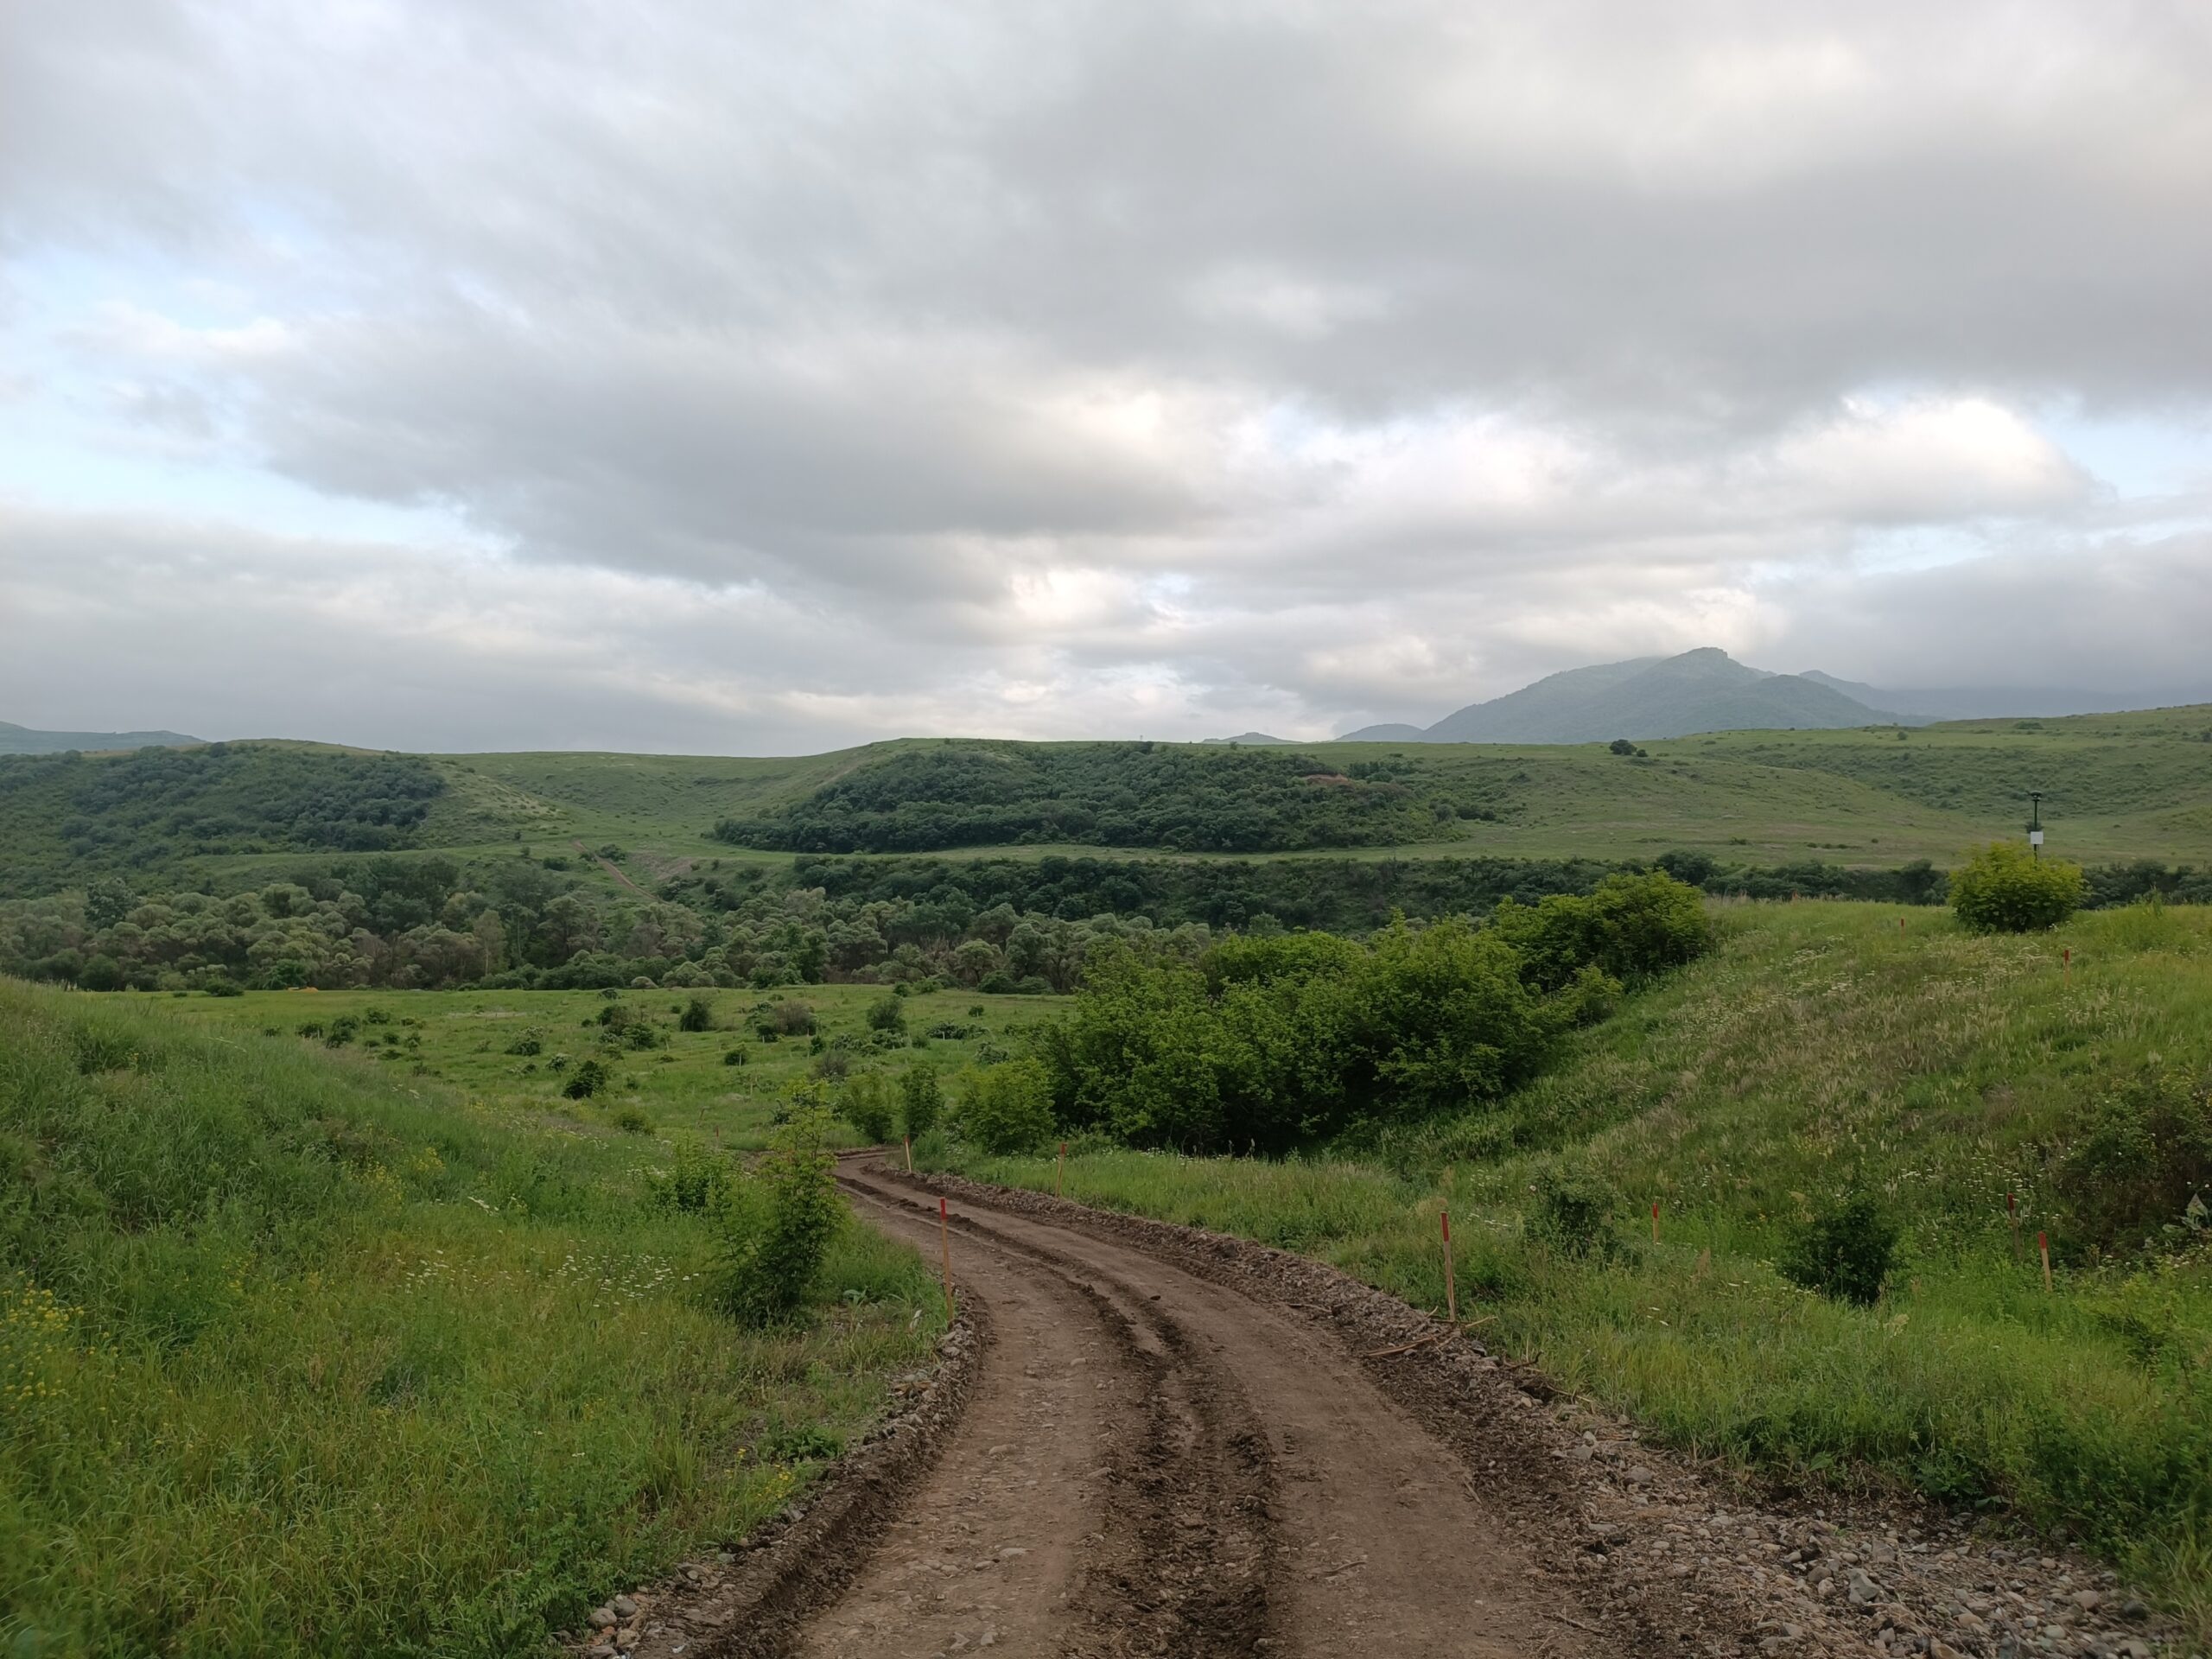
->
[931, 901, 2212, 1630]
[5, 706, 2210, 903]
[0, 979, 943, 1656]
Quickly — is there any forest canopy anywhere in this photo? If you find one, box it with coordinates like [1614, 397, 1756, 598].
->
[711, 741, 1451, 854]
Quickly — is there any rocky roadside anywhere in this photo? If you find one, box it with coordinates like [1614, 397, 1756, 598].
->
[894, 1163, 2196, 1659]
[559, 1310, 985, 1659]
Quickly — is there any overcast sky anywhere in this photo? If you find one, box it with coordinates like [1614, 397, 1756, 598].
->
[4, 2, 2210, 753]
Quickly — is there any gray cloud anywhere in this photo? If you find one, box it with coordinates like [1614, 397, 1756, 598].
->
[2, 1, 2210, 748]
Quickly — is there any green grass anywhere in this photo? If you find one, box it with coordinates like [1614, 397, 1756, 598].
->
[16, 706, 2212, 902]
[1, 979, 946, 1657]
[927, 901, 2212, 1633]
[143, 983, 1059, 1150]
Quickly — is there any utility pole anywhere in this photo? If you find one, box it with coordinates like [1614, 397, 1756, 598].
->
[2028, 791, 2044, 861]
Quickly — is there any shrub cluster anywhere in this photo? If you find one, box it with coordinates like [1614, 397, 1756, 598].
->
[1034, 874, 1713, 1153]
[1950, 842, 2088, 932]
[711, 1105, 845, 1326]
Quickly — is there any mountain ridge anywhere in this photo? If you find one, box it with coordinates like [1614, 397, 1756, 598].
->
[0, 721, 203, 755]
[1341, 647, 1906, 744]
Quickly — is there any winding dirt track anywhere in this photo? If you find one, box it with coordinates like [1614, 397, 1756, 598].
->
[809, 1158, 1591, 1659]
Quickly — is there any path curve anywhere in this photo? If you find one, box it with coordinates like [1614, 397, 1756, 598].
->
[806, 1156, 1591, 1658]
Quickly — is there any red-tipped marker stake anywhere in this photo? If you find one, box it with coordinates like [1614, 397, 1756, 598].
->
[2008, 1192, 2020, 1261]
[1440, 1206, 1458, 1326]
[2063, 946, 2072, 982]
[904, 1135, 912, 1173]
[2038, 1231, 2053, 1294]
[939, 1197, 956, 1318]
[1057, 1140, 1066, 1200]
[1651, 1200, 1661, 1244]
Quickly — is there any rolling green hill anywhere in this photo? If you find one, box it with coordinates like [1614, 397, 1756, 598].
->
[3, 705, 2209, 906]
[0, 720, 201, 754]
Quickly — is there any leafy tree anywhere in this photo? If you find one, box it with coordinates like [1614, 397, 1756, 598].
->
[677, 994, 715, 1032]
[562, 1058, 609, 1100]
[1949, 842, 2088, 932]
[866, 993, 906, 1033]
[1608, 738, 1637, 756]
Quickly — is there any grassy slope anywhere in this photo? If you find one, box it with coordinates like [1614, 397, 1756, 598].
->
[931, 902, 2212, 1628]
[374, 709, 2212, 870]
[12, 710, 2212, 898]
[1, 980, 944, 1657]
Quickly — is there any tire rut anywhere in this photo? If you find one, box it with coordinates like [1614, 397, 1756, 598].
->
[836, 1166, 1280, 1657]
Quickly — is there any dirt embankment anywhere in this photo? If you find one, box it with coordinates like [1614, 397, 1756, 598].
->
[576, 1158, 2177, 1659]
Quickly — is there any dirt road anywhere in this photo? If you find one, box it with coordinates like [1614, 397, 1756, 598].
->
[811, 1159, 1586, 1658]
[591, 1160, 2179, 1659]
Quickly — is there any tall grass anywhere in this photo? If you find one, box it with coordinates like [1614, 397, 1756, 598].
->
[935, 903, 2212, 1632]
[1, 980, 941, 1656]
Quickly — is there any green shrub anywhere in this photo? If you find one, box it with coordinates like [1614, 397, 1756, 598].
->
[1779, 1194, 1898, 1306]
[645, 1143, 734, 1213]
[1949, 842, 2088, 932]
[840, 1072, 897, 1144]
[563, 1058, 609, 1099]
[612, 1106, 652, 1135]
[678, 995, 715, 1033]
[1523, 1163, 1620, 1258]
[957, 1059, 1056, 1154]
[866, 994, 906, 1033]
[2055, 1067, 2212, 1251]
[505, 1029, 543, 1056]
[714, 1107, 845, 1326]
[1490, 870, 1713, 993]
[899, 1065, 943, 1141]
[722, 1045, 749, 1066]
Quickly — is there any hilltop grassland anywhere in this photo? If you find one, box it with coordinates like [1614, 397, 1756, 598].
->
[0, 980, 944, 1657]
[6, 706, 2210, 904]
[930, 901, 2212, 1631]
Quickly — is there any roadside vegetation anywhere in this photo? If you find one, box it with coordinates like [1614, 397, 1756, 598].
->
[928, 901, 2212, 1634]
[0, 980, 942, 1656]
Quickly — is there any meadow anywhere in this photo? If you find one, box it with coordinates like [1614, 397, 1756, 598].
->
[143, 981, 1059, 1150]
[0, 979, 960, 1657]
[926, 900, 2212, 1634]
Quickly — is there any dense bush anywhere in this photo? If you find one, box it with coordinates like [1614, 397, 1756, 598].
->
[840, 1071, 898, 1144]
[645, 1142, 734, 1213]
[1490, 871, 1714, 992]
[1779, 1194, 1899, 1306]
[957, 1059, 1056, 1154]
[1036, 874, 1711, 1154]
[866, 993, 906, 1033]
[1950, 842, 2088, 932]
[2054, 1066, 2212, 1252]
[562, 1058, 609, 1099]
[899, 1065, 943, 1141]
[677, 995, 715, 1032]
[712, 1105, 845, 1326]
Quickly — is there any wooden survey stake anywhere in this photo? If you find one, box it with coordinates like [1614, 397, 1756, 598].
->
[939, 1196, 956, 1317]
[1440, 1206, 1458, 1326]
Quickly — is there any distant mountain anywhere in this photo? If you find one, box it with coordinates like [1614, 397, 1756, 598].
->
[0, 721, 201, 755]
[1340, 648, 1906, 744]
[1795, 673, 2155, 722]
[1336, 721, 1433, 743]
[1200, 731, 1296, 746]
